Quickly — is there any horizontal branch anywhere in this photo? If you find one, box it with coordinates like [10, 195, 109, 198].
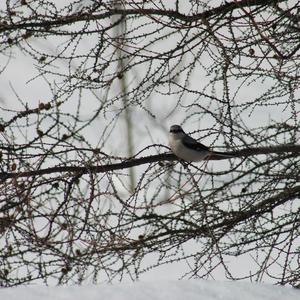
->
[0, 144, 299, 180]
[1, 0, 283, 33]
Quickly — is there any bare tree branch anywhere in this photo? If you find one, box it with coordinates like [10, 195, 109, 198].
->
[0, 144, 299, 180]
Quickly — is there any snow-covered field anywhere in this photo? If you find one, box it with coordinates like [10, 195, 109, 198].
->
[0, 280, 299, 300]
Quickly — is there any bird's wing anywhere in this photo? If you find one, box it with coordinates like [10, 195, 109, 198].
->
[182, 135, 210, 151]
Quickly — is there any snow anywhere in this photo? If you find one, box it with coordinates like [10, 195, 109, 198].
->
[0, 280, 299, 300]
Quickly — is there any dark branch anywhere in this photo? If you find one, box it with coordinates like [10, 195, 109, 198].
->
[0, 0, 284, 33]
[1, 144, 299, 180]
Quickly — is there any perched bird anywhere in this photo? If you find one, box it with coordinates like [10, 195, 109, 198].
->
[169, 124, 234, 162]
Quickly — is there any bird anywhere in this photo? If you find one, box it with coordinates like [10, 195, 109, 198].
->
[169, 124, 235, 162]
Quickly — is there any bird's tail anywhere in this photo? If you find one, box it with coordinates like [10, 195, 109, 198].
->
[209, 151, 236, 160]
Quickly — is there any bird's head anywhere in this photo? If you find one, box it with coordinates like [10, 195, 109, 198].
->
[169, 124, 185, 139]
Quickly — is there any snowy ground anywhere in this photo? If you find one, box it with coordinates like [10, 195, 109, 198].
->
[0, 280, 299, 300]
